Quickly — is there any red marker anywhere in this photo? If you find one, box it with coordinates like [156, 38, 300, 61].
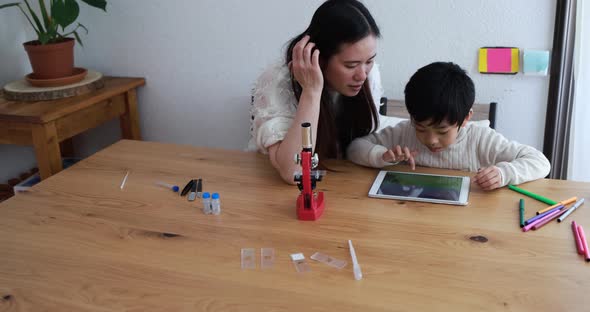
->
[572, 221, 584, 255]
[577, 225, 590, 262]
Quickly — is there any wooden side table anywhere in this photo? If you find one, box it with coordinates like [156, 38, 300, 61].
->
[0, 77, 145, 180]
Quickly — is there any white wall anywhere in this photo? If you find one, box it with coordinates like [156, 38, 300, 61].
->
[372, 0, 555, 149]
[1, 0, 555, 182]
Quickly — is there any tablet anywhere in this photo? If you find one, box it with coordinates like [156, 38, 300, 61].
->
[368, 170, 470, 206]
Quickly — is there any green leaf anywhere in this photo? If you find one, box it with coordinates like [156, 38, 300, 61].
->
[38, 32, 51, 44]
[77, 22, 88, 34]
[61, 22, 87, 40]
[4, 3, 41, 36]
[46, 20, 59, 40]
[80, 0, 106, 11]
[72, 30, 83, 47]
[52, 0, 79, 29]
[0, 3, 21, 9]
[38, 0, 51, 30]
[23, 0, 46, 33]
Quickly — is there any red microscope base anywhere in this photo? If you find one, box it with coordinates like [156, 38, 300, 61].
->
[296, 191, 325, 221]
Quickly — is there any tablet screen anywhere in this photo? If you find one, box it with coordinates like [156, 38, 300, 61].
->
[376, 171, 464, 201]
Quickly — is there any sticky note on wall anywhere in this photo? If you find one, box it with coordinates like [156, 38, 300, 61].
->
[523, 50, 550, 76]
[479, 47, 519, 74]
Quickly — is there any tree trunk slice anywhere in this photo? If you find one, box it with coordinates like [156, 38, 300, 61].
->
[2, 70, 105, 101]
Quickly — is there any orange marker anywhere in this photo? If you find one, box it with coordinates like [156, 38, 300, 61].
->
[536, 197, 577, 215]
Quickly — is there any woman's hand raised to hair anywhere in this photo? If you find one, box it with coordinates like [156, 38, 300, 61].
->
[289, 35, 323, 95]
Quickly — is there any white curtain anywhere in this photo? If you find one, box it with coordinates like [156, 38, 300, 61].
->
[568, 0, 590, 182]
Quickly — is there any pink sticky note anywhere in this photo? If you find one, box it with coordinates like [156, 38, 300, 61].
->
[487, 48, 512, 73]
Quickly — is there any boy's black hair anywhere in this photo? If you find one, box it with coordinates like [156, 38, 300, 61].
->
[404, 62, 475, 127]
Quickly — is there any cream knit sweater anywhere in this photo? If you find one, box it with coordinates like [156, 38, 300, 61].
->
[347, 120, 551, 186]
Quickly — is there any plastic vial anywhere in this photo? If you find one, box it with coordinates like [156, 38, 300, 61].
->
[202, 192, 211, 214]
[211, 193, 221, 215]
[155, 181, 180, 192]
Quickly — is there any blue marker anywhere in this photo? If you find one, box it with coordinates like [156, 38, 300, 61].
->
[155, 181, 180, 192]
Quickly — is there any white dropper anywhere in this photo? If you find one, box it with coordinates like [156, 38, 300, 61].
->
[348, 239, 362, 280]
[155, 181, 179, 192]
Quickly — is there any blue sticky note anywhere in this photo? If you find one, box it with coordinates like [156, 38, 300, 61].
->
[523, 50, 550, 75]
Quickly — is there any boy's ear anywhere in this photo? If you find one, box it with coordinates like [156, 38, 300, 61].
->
[460, 109, 474, 127]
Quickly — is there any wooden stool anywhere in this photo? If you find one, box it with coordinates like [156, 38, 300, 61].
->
[0, 77, 146, 180]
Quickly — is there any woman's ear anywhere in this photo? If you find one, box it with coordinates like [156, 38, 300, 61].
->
[461, 109, 474, 127]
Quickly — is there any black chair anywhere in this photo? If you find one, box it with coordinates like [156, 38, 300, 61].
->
[379, 97, 388, 116]
[379, 97, 497, 129]
[488, 102, 497, 129]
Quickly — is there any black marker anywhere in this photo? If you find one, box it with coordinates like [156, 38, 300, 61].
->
[181, 179, 195, 197]
[188, 180, 197, 201]
[196, 178, 203, 198]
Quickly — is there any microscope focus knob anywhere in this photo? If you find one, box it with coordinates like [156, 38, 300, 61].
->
[294, 153, 301, 165]
[311, 153, 319, 168]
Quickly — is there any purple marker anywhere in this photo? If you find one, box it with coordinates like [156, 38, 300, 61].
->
[524, 205, 563, 225]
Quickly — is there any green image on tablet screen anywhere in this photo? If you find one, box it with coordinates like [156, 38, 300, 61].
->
[377, 172, 462, 201]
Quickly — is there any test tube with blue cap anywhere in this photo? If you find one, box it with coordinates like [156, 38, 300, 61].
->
[202, 192, 211, 214]
[155, 181, 180, 192]
[211, 193, 221, 215]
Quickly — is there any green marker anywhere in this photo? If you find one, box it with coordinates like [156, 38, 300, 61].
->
[518, 198, 524, 227]
[508, 185, 558, 205]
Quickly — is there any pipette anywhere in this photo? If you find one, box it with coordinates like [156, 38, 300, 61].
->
[348, 239, 362, 280]
[155, 181, 179, 192]
[120, 170, 130, 189]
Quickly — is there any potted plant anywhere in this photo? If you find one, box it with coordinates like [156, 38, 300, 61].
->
[0, 0, 107, 79]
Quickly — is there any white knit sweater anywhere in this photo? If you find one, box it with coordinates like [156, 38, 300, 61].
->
[247, 61, 396, 154]
[346, 120, 551, 186]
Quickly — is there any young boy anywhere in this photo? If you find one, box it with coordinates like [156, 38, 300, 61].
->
[346, 62, 551, 191]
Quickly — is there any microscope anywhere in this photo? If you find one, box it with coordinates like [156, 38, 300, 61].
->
[294, 122, 325, 221]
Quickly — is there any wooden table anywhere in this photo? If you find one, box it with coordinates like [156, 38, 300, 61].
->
[0, 77, 145, 180]
[1, 140, 589, 311]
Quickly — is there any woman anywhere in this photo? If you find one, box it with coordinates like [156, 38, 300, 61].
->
[248, 0, 383, 184]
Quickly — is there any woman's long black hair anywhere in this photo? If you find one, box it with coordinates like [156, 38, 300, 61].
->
[285, 0, 381, 159]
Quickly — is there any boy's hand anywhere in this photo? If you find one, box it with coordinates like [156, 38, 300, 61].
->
[473, 166, 502, 191]
[382, 145, 418, 170]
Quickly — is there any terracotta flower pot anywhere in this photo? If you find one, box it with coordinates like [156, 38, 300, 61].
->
[23, 38, 75, 79]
